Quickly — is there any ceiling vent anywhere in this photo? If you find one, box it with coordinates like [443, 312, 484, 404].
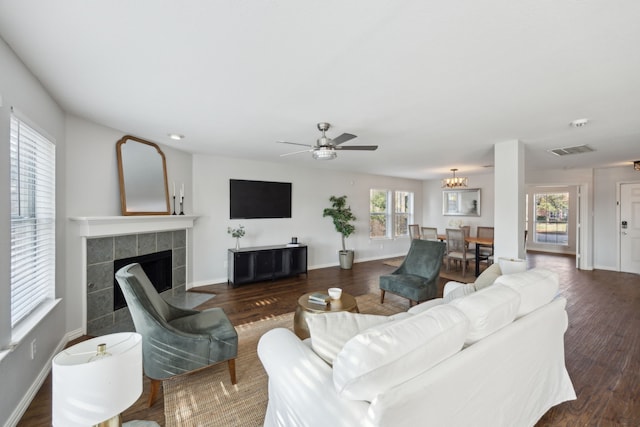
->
[549, 144, 595, 156]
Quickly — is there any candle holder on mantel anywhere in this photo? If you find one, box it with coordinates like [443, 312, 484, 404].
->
[179, 197, 185, 215]
[172, 196, 177, 215]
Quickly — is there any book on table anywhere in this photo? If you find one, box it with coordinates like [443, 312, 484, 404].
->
[308, 292, 330, 305]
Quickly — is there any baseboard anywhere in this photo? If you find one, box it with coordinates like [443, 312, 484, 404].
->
[5, 332, 74, 427]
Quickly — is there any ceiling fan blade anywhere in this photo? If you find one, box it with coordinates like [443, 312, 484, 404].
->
[280, 149, 313, 157]
[335, 145, 378, 151]
[277, 140, 314, 148]
[331, 133, 357, 146]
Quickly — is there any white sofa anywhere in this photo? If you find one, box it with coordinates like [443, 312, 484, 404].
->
[257, 268, 576, 427]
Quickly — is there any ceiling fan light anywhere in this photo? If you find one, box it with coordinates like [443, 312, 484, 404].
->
[442, 168, 468, 188]
[313, 149, 337, 160]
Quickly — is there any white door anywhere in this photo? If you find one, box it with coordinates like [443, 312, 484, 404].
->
[620, 183, 640, 274]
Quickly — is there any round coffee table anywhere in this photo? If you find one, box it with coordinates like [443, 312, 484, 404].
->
[293, 291, 359, 339]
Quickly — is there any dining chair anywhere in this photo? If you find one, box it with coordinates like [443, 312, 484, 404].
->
[408, 224, 422, 240]
[445, 228, 474, 277]
[477, 226, 493, 260]
[460, 225, 471, 249]
[421, 227, 438, 241]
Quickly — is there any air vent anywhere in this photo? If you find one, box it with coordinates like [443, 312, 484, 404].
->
[549, 145, 595, 156]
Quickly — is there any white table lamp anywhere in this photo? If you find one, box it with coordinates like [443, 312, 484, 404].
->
[52, 332, 143, 427]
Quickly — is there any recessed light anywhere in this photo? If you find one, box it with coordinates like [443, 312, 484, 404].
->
[569, 118, 589, 128]
[168, 133, 184, 140]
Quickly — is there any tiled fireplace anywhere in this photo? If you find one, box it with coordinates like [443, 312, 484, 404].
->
[86, 230, 186, 335]
[70, 215, 198, 336]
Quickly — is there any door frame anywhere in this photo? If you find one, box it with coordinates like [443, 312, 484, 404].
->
[616, 180, 640, 272]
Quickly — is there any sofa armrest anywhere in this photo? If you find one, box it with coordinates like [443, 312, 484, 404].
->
[443, 281, 467, 297]
[257, 328, 368, 427]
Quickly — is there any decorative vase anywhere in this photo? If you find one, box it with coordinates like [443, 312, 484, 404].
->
[235, 238, 240, 250]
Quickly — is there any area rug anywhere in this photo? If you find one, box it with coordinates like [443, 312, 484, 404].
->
[382, 257, 476, 284]
[163, 293, 406, 426]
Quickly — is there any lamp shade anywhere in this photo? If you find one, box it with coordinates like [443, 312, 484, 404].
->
[52, 332, 142, 427]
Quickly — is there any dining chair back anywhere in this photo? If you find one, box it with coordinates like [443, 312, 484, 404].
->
[445, 228, 473, 277]
[421, 227, 438, 241]
[476, 226, 495, 266]
[408, 224, 421, 240]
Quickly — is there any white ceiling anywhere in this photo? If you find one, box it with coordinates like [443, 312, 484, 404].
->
[1, 0, 639, 180]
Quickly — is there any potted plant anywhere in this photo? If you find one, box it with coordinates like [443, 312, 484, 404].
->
[323, 195, 356, 269]
[227, 225, 245, 250]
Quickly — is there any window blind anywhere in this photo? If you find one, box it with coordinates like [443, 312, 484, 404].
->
[10, 114, 56, 328]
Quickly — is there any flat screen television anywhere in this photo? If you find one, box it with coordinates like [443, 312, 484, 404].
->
[230, 179, 292, 219]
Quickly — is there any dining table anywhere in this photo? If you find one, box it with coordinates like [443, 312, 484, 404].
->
[437, 234, 495, 277]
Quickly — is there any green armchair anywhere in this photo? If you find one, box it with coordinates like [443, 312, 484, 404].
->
[115, 263, 238, 406]
[379, 239, 446, 306]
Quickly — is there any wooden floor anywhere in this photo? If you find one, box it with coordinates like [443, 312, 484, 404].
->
[17, 252, 640, 426]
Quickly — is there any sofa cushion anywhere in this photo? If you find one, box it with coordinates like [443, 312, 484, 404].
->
[448, 284, 520, 345]
[305, 312, 390, 365]
[332, 304, 469, 402]
[493, 268, 559, 318]
[474, 262, 502, 290]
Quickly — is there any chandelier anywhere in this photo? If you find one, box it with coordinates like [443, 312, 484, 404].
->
[442, 168, 468, 188]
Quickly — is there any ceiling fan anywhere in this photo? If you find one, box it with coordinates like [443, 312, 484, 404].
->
[277, 122, 378, 160]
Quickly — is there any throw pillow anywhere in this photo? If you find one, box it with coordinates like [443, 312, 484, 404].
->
[305, 312, 390, 365]
[448, 284, 520, 345]
[474, 263, 502, 290]
[493, 268, 559, 317]
[332, 304, 469, 402]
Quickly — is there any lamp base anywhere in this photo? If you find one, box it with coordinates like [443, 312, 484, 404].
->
[94, 414, 121, 427]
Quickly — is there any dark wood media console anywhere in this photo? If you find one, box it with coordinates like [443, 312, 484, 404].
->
[227, 244, 308, 287]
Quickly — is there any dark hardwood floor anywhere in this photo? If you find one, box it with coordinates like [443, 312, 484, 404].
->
[17, 252, 640, 426]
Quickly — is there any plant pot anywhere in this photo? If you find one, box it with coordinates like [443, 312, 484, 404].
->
[339, 250, 354, 270]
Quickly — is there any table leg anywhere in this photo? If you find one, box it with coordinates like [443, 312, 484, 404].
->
[475, 245, 481, 277]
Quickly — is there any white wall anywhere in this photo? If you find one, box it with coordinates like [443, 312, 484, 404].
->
[422, 173, 495, 236]
[0, 37, 66, 426]
[64, 116, 194, 335]
[192, 154, 423, 286]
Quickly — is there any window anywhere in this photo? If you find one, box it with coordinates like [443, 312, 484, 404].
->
[534, 192, 568, 246]
[369, 189, 414, 239]
[394, 191, 414, 237]
[10, 114, 56, 328]
[370, 189, 390, 238]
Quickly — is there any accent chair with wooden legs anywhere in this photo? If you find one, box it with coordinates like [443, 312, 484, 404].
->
[115, 263, 238, 406]
[379, 239, 446, 306]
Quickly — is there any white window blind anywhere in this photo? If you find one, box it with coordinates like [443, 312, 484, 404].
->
[10, 114, 56, 328]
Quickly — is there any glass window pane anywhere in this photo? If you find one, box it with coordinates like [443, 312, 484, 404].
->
[534, 192, 569, 246]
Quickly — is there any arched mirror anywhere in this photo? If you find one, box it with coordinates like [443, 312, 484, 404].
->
[116, 135, 170, 215]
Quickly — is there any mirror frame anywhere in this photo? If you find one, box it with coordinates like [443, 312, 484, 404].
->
[442, 188, 481, 216]
[116, 135, 170, 216]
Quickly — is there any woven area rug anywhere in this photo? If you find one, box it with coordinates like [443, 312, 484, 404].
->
[163, 293, 406, 426]
[382, 257, 476, 284]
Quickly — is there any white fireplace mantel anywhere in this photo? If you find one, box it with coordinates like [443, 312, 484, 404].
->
[69, 215, 199, 237]
[70, 215, 199, 335]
